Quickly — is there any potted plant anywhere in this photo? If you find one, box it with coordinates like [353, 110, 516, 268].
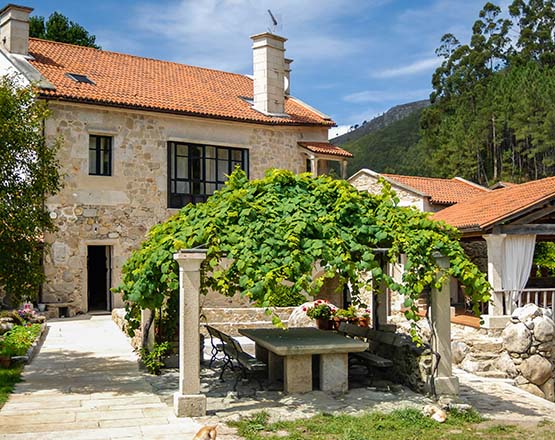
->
[358, 309, 371, 327]
[304, 300, 337, 330]
[334, 305, 359, 325]
[0, 338, 12, 368]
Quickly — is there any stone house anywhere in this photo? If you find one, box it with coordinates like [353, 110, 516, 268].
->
[0, 4, 351, 317]
[349, 168, 489, 213]
[349, 168, 489, 311]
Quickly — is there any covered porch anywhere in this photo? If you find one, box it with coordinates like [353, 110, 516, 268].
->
[434, 178, 555, 329]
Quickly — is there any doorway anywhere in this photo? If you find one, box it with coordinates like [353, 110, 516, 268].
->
[87, 245, 111, 311]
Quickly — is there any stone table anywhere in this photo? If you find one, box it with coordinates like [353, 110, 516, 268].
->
[239, 327, 367, 394]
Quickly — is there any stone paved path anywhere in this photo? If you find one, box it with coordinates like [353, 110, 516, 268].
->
[0, 315, 213, 440]
[456, 368, 555, 425]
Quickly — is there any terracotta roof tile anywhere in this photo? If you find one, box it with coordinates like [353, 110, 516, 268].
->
[381, 174, 489, 205]
[433, 177, 555, 230]
[28, 38, 334, 127]
[298, 142, 353, 158]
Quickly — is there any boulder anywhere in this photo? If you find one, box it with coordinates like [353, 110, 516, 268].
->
[543, 308, 553, 320]
[519, 383, 546, 399]
[502, 322, 532, 353]
[519, 354, 552, 386]
[540, 378, 555, 402]
[512, 304, 542, 323]
[287, 302, 319, 328]
[451, 341, 469, 365]
[495, 351, 519, 378]
[533, 316, 555, 342]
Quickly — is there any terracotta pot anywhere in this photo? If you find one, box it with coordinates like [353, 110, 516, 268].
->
[358, 317, 370, 328]
[316, 318, 334, 330]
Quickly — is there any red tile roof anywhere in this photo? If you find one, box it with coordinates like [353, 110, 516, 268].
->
[381, 174, 489, 205]
[28, 38, 334, 127]
[433, 177, 555, 231]
[298, 142, 353, 158]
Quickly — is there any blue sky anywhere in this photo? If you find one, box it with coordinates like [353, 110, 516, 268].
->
[25, 0, 497, 136]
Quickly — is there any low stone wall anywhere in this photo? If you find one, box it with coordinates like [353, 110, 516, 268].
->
[371, 329, 433, 394]
[498, 304, 554, 401]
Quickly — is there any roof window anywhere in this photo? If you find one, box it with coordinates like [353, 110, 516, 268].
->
[66, 73, 95, 85]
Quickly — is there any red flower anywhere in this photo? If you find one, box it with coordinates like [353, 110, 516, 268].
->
[302, 307, 307, 311]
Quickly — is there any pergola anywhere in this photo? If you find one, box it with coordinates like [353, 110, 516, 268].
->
[171, 250, 459, 417]
[434, 177, 555, 328]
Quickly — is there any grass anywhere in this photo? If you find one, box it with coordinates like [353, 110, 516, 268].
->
[0, 364, 23, 409]
[230, 409, 555, 440]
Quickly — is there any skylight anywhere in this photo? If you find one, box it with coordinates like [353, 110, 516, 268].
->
[65, 73, 95, 85]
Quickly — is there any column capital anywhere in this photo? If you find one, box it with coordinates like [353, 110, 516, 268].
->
[173, 251, 207, 271]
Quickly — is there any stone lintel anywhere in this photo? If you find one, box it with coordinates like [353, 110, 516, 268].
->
[173, 392, 206, 417]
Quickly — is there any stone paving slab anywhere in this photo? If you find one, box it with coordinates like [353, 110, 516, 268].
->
[0, 316, 203, 440]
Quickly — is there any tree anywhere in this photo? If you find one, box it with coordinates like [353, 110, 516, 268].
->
[115, 169, 490, 341]
[29, 12, 100, 49]
[421, 0, 555, 184]
[0, 77, 61, 305]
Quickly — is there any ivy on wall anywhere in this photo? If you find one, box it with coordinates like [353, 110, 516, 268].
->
[115, 169, 491, 338]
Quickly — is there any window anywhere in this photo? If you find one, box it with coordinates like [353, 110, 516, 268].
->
[89, 135, 112, 176]
[66, 73, 95, 85]
[168, 142, 249, 208]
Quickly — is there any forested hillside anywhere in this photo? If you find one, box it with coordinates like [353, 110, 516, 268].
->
[420, 0, 555, 186]
[339, 108, 427, 177]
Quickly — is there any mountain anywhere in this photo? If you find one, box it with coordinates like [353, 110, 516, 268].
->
[332, 100, 430, 177]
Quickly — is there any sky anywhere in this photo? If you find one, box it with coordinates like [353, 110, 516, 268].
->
[24, 0, 500, 137]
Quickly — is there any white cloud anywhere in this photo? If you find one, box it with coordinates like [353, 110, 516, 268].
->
[343, 88, 431, 104]
[371, 57, 440, 78]
[130, 0, 374, 73]
[328, 125, 351, 139]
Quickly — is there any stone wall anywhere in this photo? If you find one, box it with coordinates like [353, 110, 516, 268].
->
[498, 304, 554, 401]
[43, 102, 328, 315]
[460, 239, 488, 274]
[349, 172, 426, 211]
[371, 329, 433, 394]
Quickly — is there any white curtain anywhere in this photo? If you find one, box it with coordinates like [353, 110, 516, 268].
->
[502, 234, 536, 312]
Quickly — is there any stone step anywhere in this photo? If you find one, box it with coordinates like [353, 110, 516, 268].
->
[473, 370, 509, 379]
[470, 339, 504, 352]
[202, 306, 294, 323]
[467, 352, 500, 361]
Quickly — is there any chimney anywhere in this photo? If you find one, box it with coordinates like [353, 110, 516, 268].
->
[284, 58, 293, 96]
[250, 32, 287, 115]
[0, 4, 32, 56]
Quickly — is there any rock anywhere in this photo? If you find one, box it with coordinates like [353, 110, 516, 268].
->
[451, 341, 469, 364]
[515, 375, 529, 385]
[0, 322, 14, 335]
[495, 352, 519, 378]
[540, 379, 555, 402]
[287, 302, 319, 328]
[524, 319, 535, 330]
[461, 357, 491, 373]
[519, 354, 552, 386]
[502, 322, 532, 353]
[543, 308, 553, 320]
[512, 304, 542, 323]
[533, 316, 555, 342]
[519, 383, 546, 399]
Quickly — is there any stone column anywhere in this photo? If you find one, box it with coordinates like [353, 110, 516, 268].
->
[340, 160, 348, 179]
[430, 255, 459, 395]
[310, 156, 319, 178]
[374, 277, 388, 329]
[173, 251, 207, 417]
[483, 234, 510, 328]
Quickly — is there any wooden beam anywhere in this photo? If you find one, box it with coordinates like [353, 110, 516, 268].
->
[499, 224, 555, 235]
[512, 205, 555, 225]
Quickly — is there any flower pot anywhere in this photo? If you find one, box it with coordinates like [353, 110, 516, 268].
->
[316, 318, 334, 330]
[37, 303, 46, 312]
[0, 355, 11, 369]
[358, 317, 370, 328]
